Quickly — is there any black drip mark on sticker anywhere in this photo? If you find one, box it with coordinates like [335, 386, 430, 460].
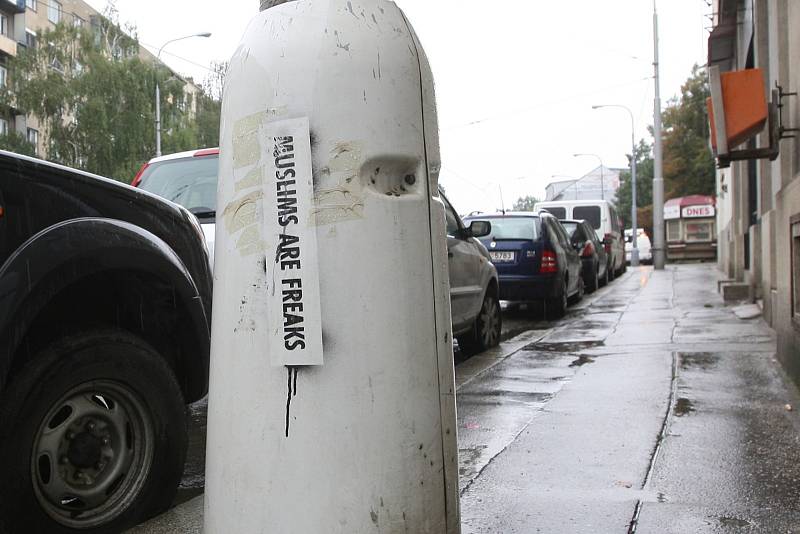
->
[285, 366, 299, 437]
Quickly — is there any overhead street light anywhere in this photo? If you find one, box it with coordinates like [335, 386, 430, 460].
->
[155, 32, 212, 158]
[593, 103, 639, 266]
[572, 153, 605, 200]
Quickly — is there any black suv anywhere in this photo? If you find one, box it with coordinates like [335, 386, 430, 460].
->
[0, 152, 212, 533]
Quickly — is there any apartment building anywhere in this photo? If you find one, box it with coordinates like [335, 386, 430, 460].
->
[544, 166, 624, 202]
[708, 0, 800, 380]
[0, 0, 200, 156]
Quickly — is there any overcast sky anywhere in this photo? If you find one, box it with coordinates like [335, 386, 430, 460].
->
[86, 0, 711, 214]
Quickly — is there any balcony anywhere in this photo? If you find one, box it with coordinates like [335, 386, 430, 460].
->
[2, 0, 24, 14]
[0, 33, 16, 57]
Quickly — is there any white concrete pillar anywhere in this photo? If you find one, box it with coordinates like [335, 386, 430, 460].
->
[204, 1, 460, 532]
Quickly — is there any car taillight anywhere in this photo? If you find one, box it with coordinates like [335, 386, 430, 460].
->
[541, 249, 558, 274]
[131, 162, 149, 187]
[581, 242, 595, 258]
[603, 233, 613, 254]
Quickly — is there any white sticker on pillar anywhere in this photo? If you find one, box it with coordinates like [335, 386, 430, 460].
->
[263, 117, 324, 366]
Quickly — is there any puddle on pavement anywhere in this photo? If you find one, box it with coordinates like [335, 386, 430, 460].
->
[674, 397, 696, 416]
[680, 352, 721, 371]
[717, 516, 752, 528]
[523, 340, 605, 353]
[569, 355, 595, 367]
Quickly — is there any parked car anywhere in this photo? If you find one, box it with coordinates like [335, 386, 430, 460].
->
[133, 148, 219, 266]
[560, 219, 609, 292]
[625, 228, 653, 264]
[440, 191, 501, 353]
[533, 199, 626, 280]
[465, 211, 583, 319]
[0, 151, 213, 533]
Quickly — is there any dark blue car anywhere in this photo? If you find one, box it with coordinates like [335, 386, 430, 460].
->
[464, 212, 584, 319]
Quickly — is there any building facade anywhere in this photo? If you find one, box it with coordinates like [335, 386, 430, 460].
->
[708, 0, 800, 379]
[545, 165, 623, 202]
[0, 0, 199, 156]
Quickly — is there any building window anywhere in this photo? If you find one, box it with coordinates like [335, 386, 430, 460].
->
[0, 65, 7, 88]
[0, 118, 8, 136]
[26, 0, 37, 11]
[73, 15, 84, 28]
[0, 15, 7, 37]
[667, 220, 681, 242]
[792, 219, 800, 322]
[25, 29, 36, 49]
[48, 0, 61, 24]
[27, 127, 38, 154]
[685, 221, 713, 243]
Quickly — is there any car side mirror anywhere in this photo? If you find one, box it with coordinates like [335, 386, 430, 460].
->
[468, 220, 492, 239]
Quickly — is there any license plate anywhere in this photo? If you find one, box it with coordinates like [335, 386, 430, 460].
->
[490, 251, 515, 263]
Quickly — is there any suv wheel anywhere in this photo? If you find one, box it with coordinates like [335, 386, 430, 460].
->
[546, 278, 568, 320]
[586, 265, 599, 293]
[0, 329, 187, 534]
[458, 289, 502, 353]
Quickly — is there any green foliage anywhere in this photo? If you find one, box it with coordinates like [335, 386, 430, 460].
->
[614, 64, 715, 228]
[513, 195, 540, 212]
[0, 20, 220, 182]
[615, 139, 654, 228]
[662, 65, 716, 198]
[0, 132, 36, 157]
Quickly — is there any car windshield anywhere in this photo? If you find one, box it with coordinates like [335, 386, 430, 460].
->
[573, 206, 601, 229]
[482, 217, 540, 241]
[137, 155, 219, 219]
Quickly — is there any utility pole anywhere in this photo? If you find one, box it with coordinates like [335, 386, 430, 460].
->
[592, 104, 639, 266]
[652, 0, 666, 269]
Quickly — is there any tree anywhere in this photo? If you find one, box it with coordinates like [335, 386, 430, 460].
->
[0, 19, 220, 182]
[615, 139, 654, 229]
[513, 195, 540, 211]
[662, 65, 716, 198]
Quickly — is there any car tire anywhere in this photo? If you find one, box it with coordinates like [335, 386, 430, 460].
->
[607, 259, 616, 282]
[586, 264, 599, 293]
[570, 277, 585, 304]
[458, 288, 502, 354]
[0, 329, 187, 534]
[546, 278, 568, 320]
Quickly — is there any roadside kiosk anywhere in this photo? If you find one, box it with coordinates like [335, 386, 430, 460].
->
[664, 195, 718, 261]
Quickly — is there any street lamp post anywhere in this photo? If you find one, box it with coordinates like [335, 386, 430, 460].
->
[593, 104, 639, 266]
[652, 0, 665, 269]
[155, 32, 212, 158]
[573, 153, 605, 200]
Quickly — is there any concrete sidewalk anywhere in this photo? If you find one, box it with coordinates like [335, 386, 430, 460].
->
[133, 264, 799, 533]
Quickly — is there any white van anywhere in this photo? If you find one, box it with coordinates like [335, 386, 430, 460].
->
[533, 199, 626, 278]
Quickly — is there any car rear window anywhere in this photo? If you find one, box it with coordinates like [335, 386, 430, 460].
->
[542, 207, 566, 219]
[137, 155, 219, 216]
[560, 221, 578, 237]
[484, 217, 540, 241]
[573, 206, 601, 229]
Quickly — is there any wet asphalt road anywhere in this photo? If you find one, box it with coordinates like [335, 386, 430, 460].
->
[170, 264, 800, 533]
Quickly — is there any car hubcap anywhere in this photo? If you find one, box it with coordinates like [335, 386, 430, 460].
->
[31, 380, 154, 529]
[480, 297, 500, 347]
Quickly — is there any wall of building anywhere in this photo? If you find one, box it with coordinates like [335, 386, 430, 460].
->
[711, 0, 800, 381]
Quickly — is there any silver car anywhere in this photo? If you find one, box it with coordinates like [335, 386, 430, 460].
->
[440, 190, 502, 353]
